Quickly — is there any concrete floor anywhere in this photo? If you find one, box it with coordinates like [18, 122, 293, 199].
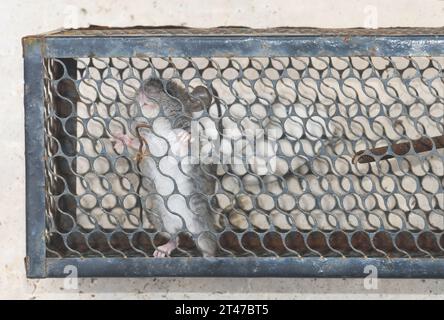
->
[1, 0, 444, 299]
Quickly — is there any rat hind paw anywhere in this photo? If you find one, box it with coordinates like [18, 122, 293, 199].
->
[153, 240, 177, 258]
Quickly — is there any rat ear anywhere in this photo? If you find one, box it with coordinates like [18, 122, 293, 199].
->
[165, 80, 182, 98]
[141, 78, 164, 96]
[190, 86, 212, 112]
[137, 78, 164, 105]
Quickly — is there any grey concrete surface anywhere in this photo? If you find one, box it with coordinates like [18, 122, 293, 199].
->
[1, 0, 444, 299]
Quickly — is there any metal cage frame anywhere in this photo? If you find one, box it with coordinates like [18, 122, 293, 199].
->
[24, 27, 444, 278]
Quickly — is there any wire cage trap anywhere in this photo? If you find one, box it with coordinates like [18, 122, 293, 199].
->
[24, 27, 444, 278]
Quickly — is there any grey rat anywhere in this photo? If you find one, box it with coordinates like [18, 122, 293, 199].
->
[113, 78, 219, 257]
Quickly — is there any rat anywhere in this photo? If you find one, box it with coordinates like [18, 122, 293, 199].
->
[112, 78, 219, 257]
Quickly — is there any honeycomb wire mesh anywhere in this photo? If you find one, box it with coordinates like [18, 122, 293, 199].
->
[43, 56, 444, 259]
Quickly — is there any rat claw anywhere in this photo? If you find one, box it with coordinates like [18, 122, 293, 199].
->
[154, 250, 166, 258]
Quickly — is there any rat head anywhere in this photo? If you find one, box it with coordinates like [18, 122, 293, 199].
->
[137, 78, 212, 119]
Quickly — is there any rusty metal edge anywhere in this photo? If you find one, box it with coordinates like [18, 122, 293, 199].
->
[34, 35, 444, 58]
[46, 257, 444, 278]
[24, 26, 444, 38]
[23, 36, 47, 278]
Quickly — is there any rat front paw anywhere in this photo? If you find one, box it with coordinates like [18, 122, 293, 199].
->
[169, 129, 191, 158]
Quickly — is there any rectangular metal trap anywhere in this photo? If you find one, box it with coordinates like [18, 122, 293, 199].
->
[24, 27, 444, 278]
